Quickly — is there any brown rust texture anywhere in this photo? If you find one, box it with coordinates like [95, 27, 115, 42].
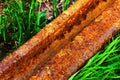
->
[30, 0, 120, 79]
[0, 0, 114, 80]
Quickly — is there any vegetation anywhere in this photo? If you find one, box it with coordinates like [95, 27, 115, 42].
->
[0, 0, 47, 47]
[69, 32, 120, 80]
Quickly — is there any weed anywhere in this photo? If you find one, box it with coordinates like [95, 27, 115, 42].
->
[63, 0, 69, 10]
[52, 0, 59, 18]
[0, 0, 47, 46]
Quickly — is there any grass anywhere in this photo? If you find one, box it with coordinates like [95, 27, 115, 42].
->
[64, 0, 69, 10]
[52, 0, 59, 18]
[69, 31, 120, 80]
[0, 0, 47, 47]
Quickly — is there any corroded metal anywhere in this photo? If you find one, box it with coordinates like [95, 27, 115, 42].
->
[0, 0, 114, 80]
[30, 0, 120, 79]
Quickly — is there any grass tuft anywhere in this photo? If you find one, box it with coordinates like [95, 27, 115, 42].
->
[0, 0, 48, 47]
[63, 0, 69, 10]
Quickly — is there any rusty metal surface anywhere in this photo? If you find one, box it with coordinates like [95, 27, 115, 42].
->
[0, 0, 115, 80]
[30, 0, 120, 79]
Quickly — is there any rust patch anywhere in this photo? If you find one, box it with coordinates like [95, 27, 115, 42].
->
[30, 0, 120, 79]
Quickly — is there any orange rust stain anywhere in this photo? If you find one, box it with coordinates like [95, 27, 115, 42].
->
[29, 0, 120, 79]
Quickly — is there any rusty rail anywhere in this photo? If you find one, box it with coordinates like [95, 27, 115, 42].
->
[30, 0, 120, 79]
[0, 0, 117, 80]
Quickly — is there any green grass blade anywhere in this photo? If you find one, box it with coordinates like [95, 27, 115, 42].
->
[15, 13, 23, 46]
[52, 0, 59, 18]
[63, 0, 69, 10]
